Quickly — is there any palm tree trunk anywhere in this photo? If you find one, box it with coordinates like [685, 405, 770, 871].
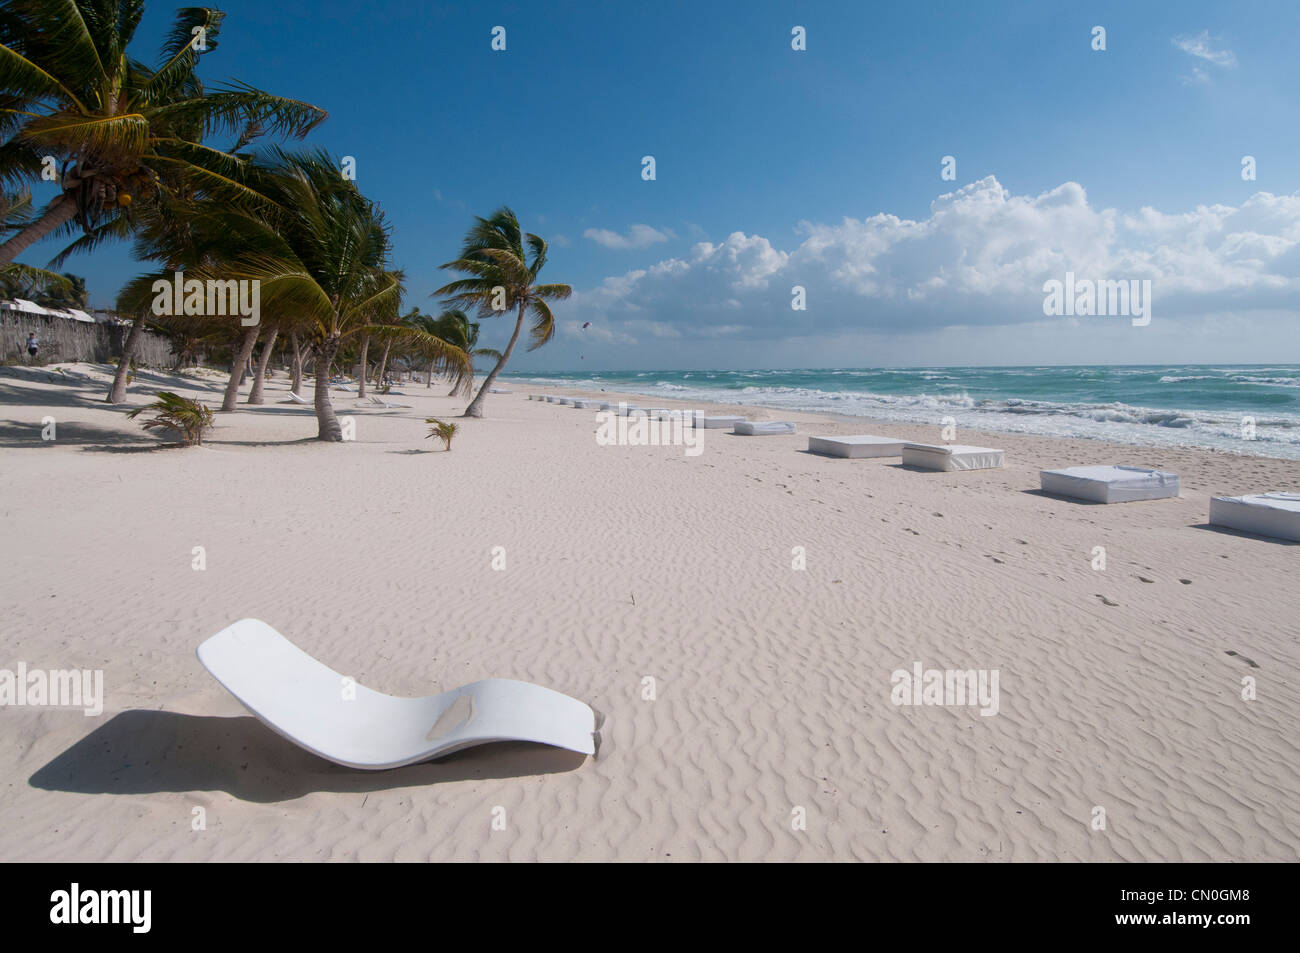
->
[247, 327, 279, 404]
[0, 194, 78, 268]
[313, 337, 343, 441]
[221, 324, 260, 412]
[375, 340, 391, 389]
[289, 332, 303, 394]
[427, 360, 434, 388]
[356, 333, 370, 399]
[106, 320, 144, 403]
[462, 302, 525, 418]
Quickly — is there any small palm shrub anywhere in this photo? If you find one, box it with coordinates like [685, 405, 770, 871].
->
[127, 392, 215, 446]
[426, 417, 457, 450]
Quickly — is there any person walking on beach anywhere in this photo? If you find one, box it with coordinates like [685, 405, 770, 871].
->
[25, 332, 38, 361]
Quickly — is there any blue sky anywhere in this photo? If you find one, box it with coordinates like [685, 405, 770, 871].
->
[20, 0, 1300, 369]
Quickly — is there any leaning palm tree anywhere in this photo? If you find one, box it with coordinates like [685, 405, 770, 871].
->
[174, 149, 471, 440]
[404, 307, 500, 393]
[435, 207, 570, 418]
[0, 1, 326, 267]
[0, 190, 74, 298]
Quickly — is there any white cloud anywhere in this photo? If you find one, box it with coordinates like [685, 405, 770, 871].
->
[584, 224, 674, 249]
[1172, 31, 1237, 67]
[1173, 31, 1236, 84]
[562, 176, 1300, 348]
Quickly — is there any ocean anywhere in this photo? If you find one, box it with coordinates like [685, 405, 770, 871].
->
[504, 365, 1300, 461]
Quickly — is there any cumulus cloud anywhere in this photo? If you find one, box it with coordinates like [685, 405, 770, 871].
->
[584, 224, 673, 249]
[563, 176, 1300, 344]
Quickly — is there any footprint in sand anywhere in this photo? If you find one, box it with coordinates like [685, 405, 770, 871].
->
[1096, 594, 1119, 607]
[1224, 651, 1260, 668]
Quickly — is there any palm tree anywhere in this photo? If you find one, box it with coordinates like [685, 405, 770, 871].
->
[403, 307, 499, 393]
[0, 190, 73, 298]
[173, 149, 471, 440]
[115, 192, 281, 411]
[435, 207, 571, 417]
[0, 1, 326, 268]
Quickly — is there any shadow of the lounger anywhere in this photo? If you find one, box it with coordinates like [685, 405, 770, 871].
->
[1189, 522, 1300, 545]
[29, 710, 588, 802]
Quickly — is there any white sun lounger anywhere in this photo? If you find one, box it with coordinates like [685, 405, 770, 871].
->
[807, 435, 904, 458]
[696, 415, 747, 429]
[734, 420, 796, 435]
[614, 403, 642, 416]
[284, 392, 312, 405]
[358, 396, 412, 409]
[1040, 465, 1180, 503]
[1209, 492, 1300, 541]
[903, 443, 1004, 471]
[571, 399, 600, 409]
[543, 396, 560, 403]
[488, 388, 512, 394]
[197, 619, 598, 769]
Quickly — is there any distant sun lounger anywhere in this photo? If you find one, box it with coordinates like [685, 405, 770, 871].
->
[358, 396, 412, 409]
[1209, 492, 1300, 541]
[696, 415, 746, 429]
[488, 387, 512, 394]
[903, 443, 1005, 471]
[1040, 465, 1179, 503]
[284, 392, 312, 405]
[734, 420, 796, 435]
[807, 435, 904, 458]
[197, 619, 599, 769]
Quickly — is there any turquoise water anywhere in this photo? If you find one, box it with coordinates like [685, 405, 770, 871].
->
[506, 365, 1300, 461]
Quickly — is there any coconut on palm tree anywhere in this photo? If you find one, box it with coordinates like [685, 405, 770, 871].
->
[0, 1, 326, 268]
[435, 207, 570, 418]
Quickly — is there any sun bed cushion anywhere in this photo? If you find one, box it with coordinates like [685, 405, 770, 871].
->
[902, 443, 1005, 471]
[1209, 492, 1300, 541]
[1040, 465, 1180, 503]
[696, 415, 747, 429]
[734, 420, 796, 435]
[807, 435, 904, 458]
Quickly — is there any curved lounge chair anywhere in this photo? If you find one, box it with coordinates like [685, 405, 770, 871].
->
[197, 619, 598, 769]
[284, 392, 312, 405]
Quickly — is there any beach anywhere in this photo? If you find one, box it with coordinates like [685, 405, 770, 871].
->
[1, 363, 1297, 862]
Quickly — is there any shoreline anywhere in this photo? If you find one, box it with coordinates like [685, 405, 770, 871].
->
[504, 370, 1300, 463]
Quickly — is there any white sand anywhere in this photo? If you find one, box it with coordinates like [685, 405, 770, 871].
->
[1, 364, 1297, 861]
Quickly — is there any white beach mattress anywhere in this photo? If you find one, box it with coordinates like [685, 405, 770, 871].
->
[734, 420, 796, 435]
[696, 415, 747, 429]
[1040, 465, 1180, 503]
[1209, 492, 1300, 541]
[903, 443, 1005, 471]
[571, 399, 599, 408]
[544, 396, 560, 402]
[615, 403, 641, 416]
[808, 435, 904, 458]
